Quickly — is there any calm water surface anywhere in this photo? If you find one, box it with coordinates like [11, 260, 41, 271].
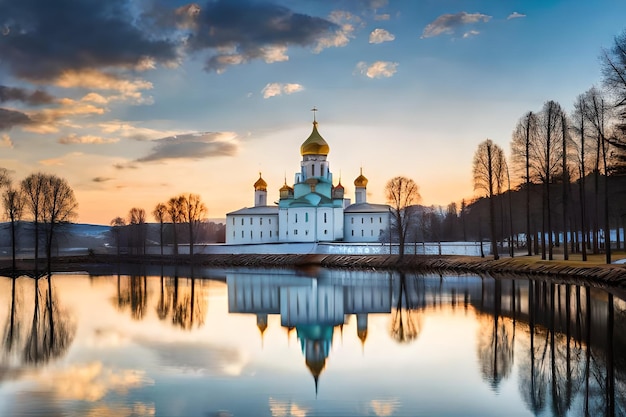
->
[0, 266, 624, 417]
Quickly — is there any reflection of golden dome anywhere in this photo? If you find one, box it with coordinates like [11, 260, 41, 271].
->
[254, 173, 267, 191]
[354, 168, 368, 187]
[257, 314, 268, 334]
[306, 356, 326, 379]
[301, 122, 330, 156]
[357, 328, 368, 344]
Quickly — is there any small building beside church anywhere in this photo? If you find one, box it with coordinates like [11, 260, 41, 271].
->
[226, 116, 390, 245]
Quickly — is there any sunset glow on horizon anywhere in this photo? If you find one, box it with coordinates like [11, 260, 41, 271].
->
[1, 1, 626, 225]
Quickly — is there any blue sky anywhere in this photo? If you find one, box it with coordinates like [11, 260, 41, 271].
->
[1, 0, 625, 224]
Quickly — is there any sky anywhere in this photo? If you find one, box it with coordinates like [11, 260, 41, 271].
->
[1, 0, 626, 225]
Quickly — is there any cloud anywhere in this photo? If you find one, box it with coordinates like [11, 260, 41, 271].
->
[0, 133, 13, 148]
[25, 98, 106, 134]
[136, 132, 239, 163]
[39, 152, 84, 166]
[98, 121, 178, 142]
[0, 85, 55, 105]
[355, 61, 398, 78]
[262, 83, 304, 98]
[421, 12, 491, 38]
[0, 108, 32, 130]
[369, 28, 395, 44]
[463, 30, 480, 39]
[507, 12, 526, 20]
[54, 69, 154, 104]
[374, 14, 390, 21]
[185, 0, 345, 72]
[92, 177, 114, 183]
[58, 134, 119, 145]
[313, 11, 360, 53]
[0, 0, 179, 82]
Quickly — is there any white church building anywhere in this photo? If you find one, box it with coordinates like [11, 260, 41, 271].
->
[226, 115, 390, 245]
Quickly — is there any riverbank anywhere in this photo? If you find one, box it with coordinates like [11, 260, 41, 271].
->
[2, 252, 626, 289]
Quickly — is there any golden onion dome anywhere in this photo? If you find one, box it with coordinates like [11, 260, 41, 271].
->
[279, 179, 293, 192]
[300, 121, 330, 156]
[254, 173, 267, 191]
[354, 168, 368, 188]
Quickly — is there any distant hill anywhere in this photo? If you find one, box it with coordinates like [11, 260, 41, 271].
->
[0, 222, 112, 254]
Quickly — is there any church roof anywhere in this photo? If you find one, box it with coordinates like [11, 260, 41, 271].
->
[287, 192, 335, 208]
[227, 206, 279, 216]
[301, 121, 330, 156]
[344, 202, 390, 213]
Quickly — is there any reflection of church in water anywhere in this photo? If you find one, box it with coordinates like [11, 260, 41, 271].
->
[226, 270, 393, 391]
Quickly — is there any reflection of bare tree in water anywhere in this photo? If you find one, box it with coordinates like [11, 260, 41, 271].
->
[389, 273, 422, 344]
[113, 274, 148, 320]
[549, 283, 583, 417]
[519, 279, 549, 414]
[516, 281, 625, 417]
[155, 267, 171, 321]
[23, 275, 76, 365]
[171, 268, 207, 330]
[2, 277, 22, 355]
[477, 278, 514, 390]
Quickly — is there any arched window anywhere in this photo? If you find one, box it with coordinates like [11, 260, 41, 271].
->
[295, 213, 298, 223]
[351, 217, 354, 224]
[260, 218, 263, 225]
[305, 212, 309, 222]
[324, 212, 327, 223]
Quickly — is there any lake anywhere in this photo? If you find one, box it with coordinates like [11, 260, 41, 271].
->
[0, 265, 624, 417]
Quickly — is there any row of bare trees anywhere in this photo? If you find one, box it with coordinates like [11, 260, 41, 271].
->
[1, 170, 78, 271]
[111, 193, 208, 257]
[468, 29, 626, 263]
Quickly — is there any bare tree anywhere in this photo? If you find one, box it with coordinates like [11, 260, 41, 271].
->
[583, 87, 613, 263]
[110, 216, 126, 256]
[128, 207, 147, 255]
[511, 112, 538, 256]
[167, 196, 184, 256]
[153, 203, 167, 256]
[473, 139, 506, 260]
[40, 174, 78, 270]
[385, 176, 422, 258]
[2, 185, 25, 270]
[179, 193, 208, 258]
[601, 30, 626, 110]
[572, 94, 591, 261]
[561, 112, 573, 260]
[21, 173, 46, 266]
[534, 101, 565, 260]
